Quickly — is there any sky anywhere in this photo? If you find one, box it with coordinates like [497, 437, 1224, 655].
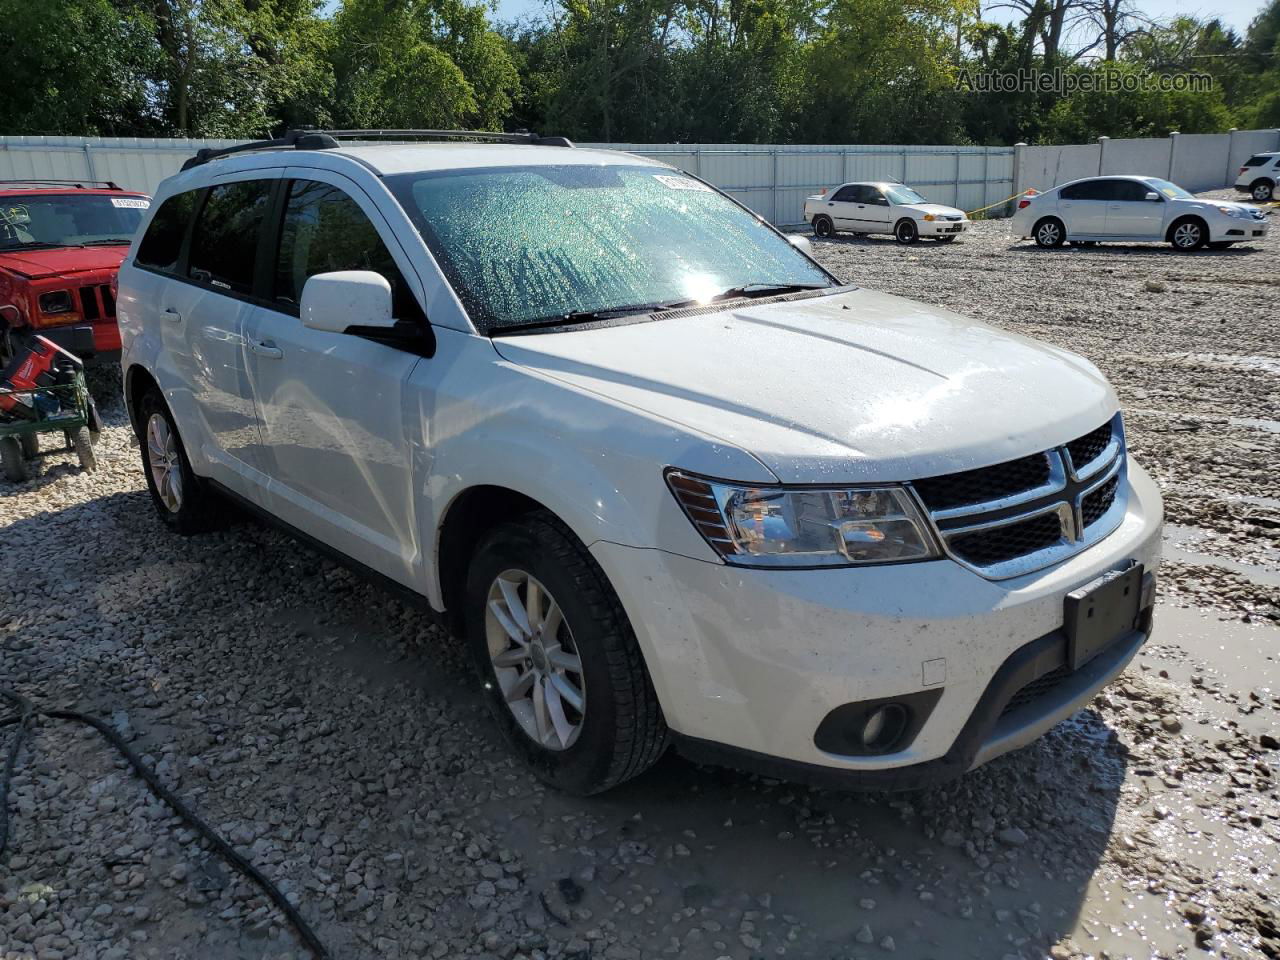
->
[486, 0, 1265, 36]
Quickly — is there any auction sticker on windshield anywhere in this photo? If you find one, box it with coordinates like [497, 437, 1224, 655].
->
[654, 174, 712, 192]
[111, 197, 150, 208]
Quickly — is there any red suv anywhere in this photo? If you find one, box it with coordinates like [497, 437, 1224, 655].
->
[1, 180, 150, 362]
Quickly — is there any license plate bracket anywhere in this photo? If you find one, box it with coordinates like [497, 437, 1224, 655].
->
[1064, 564, 1143, 671]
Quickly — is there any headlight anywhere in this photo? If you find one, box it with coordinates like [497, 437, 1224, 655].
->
[667, 471, 940, 568]
[1217, 205, 1250, 219]
[38, 290, 74, 315]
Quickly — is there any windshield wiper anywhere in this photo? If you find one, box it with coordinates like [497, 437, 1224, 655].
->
[710, 282, 831, 302]
[492, 297, 698, 334]
[81, 238, 132, 246]
[0, 241, 83, 251]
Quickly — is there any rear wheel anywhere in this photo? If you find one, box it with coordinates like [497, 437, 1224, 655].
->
[1, 437, 29, 483]
[812, 216, 834, 238]
[1033, 217, 1066, 247]
[894, 219, 919, 244]
[1251, 179, 1274, 202]
[138, 388, 225, 534]
[465, 511, 667, 795]
[19, 432, 38, 458]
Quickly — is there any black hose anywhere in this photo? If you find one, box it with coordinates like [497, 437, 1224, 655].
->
[0, 688, 332, 959]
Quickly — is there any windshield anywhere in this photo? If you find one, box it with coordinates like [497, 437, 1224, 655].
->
[387, 165, 834, 332]
[884, 185, 927, 204]
[0, 194, 149, 250]
[1145, 179, 1194, 200]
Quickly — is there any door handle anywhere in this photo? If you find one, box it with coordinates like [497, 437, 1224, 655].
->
[250, 339, 283, 359]
[827, 202, 834, 206]
[857, 204, 865, 209]
[162, 308, 182, 323]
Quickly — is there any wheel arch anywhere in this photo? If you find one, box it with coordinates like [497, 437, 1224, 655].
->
[434, 484, 551, 638]
[1165, 214, 1207, 243]
[124, 363, 161, 435]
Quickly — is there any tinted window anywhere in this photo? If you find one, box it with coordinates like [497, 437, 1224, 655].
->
[274, 179, 421, 320]
[1243, 155, 1267, 167]
[1111, 180, 1154, 202]
[188, 180, 273, 294]
[864, 187, 890, 205]
[1061, 180, 1108, 201]
[831, 186, 859, 202]
[136, 191, 196, 273]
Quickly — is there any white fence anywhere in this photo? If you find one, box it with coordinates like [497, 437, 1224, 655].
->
[2, 129, 1275, 226]
[1016, 128, 1280, 197]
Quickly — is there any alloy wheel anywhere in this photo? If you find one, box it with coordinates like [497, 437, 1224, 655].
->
[485, 569, 587, 751]
[1036, 222, 1061, 246]
[1253, 183, 1273, 202]
[1173, 222, 1201, 249]
[146, 413, 183, 513]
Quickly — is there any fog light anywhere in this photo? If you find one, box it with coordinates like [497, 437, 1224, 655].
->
[861, 704, 909, 750]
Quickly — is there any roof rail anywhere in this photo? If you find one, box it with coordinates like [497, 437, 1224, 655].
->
[0, 179, 122, 190]
[181, 127, 574, 171]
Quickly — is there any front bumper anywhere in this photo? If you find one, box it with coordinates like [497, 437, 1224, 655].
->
[591, 461, 1163, 788]
[1210, 217, 1269, 242]
[920, 219, 969, 236]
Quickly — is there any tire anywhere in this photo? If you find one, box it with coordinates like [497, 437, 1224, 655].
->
[812, 216, 835, 238]
[137, 388, 224, 534]
[1251, 179, 1274, 202]
[1, 437, 29, 483]
[72, 426, 96, 471]
[1033, 217, 1066, 247]
[87, 395, 103, 441]
[465, 510, 668, 795]
[1208, 241, 1235, 250]
[1169, 217, 1207, 251]
[19, 432, 38, 458]
[894, 219, 919, 244]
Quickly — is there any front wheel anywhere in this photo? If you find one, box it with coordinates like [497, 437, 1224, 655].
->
[1169, 218, 1206, 251]
[894, 219, 919, 244]
[1251, 179, 1274, 202]
[465, 511, 667, 795]
[72, 426, 96, 472]
[1, 437, 29, 483]
[812, 216, 835, 238]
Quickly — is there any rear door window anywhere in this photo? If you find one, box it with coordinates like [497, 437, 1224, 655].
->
[1061, 181, 1108, 201]
[136, 191, 198, 274]
[272, 179, 422, 321]
[187, 180, 274, 295]
[831, 186, 859, 202]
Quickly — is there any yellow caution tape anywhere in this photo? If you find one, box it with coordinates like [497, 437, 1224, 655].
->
[965, 192, 1032, 217]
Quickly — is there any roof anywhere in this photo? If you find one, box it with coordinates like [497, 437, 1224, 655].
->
[0, 185, 148, 198]
[334, 142, 663, 176]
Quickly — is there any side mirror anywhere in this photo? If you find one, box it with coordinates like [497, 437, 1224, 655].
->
[1145, 192, 1160, 201]
[300, 270, 394, 334]
[788, 234, 813, 255]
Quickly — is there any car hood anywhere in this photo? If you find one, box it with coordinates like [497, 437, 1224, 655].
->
[491, 288, 1118, 484]
[0, 245, 127, 279]
[898, 203, 966, 218]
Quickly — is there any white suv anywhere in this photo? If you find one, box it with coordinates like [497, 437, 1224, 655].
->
[803, 182, 969, 243]
[118, 130, 1163, 795]
[1235, 152, 1280, 201]
[1012, 174, 1269, 250]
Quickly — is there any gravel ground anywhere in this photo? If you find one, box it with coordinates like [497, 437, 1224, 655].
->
[2, 191, 1279, 960]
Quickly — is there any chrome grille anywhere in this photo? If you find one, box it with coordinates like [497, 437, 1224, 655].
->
[911, 415, 1127, 579]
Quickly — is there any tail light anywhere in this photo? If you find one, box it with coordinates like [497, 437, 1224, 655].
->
[820, 187, 827, 196]
[1239, 166, 1247, 175]
[1017, 198, 1032, 209]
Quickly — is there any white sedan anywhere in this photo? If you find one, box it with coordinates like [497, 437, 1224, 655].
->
[804, 181, 969, 244]
[1012, 175, 1269, 251]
